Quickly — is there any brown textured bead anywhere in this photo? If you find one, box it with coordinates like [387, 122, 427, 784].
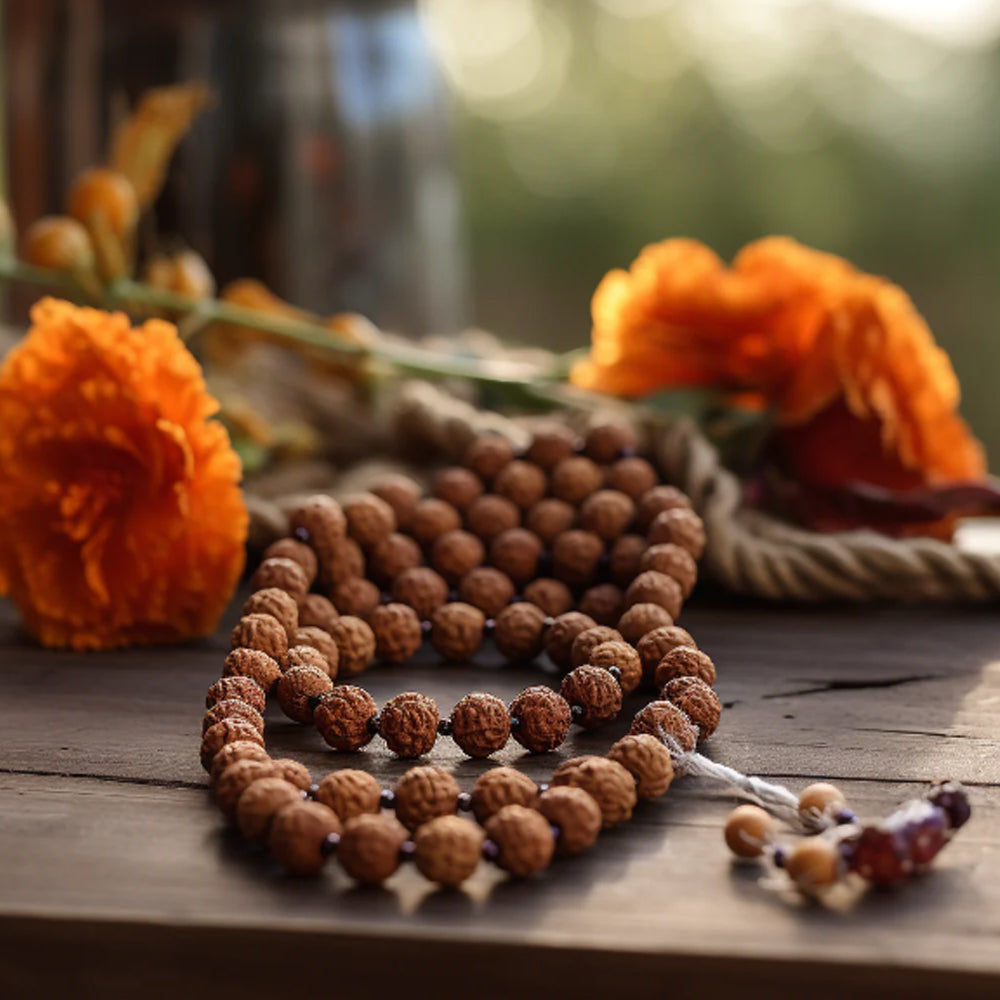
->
[525, 498, 576, 545]
[224, 647, 282, 693]
[314, 685, 378, 751]
[431, 529, 485, 584]
[579, 489, 636, 541]
[371, 474, 423, 530]
[648, 507, 707, 560]
[494, 602, 547, 661]
[368, 603, 423, 664]
[661, 676, 721, 740]
[343, 492, 396, 549]
[607, 533, 647, 587]
[450, 693, 511, 758]
[322, 537, 366, 585]
[485, 804, 555, 877]
[414, 815, 484, 886]
[287, 643, 334, 677]
[489, 527, 542, 585]
[471, 767, 539, 823]
[432, 466, 484, 511]
[625, 570, 683, 619]
[201, 718, 265, 770]
[430, 602, 485, 662]
[578, 584, 625, 627]
[465, 493, 520, 542]
[608, 733, 675, 799]
[493, 460, 547, 510]
[215, 759, 277, 818]
[636, 485, 692, 530]
[243, 587, 299, 641]
[588, 640, 643, 695]
[297, 593, 339, 633]
[410, 497, 462, 546]
[551, 529, 604, 588]
[550, 455, 603, 505]
[276, 664, 334, 724]
[629, 701, 697, 753]
[636, 625, 697, 681]
[337, 813, 409, 884]
[543, 611, 598, 670]
[236, 776, 303, 841]
[209, 740, 270, 782]
[269, 800, 342, 875]
[203, 699, 264, 735]
[463, 434, 514, 482]
[263, 537, 319, 585]
[550, 755, 637, 828]
[206, 676, 266, 712]
[292, 627, 340, 676]
[250, 557, 310, 603]
[570, 625, 625, 668]
[288, 495, 347, 578]
[330, 577, 380, 619]
[509, 686, 572, 752]
[584, 423, 636, 463]
[328, 616, 376, 675]
[522, 578, 574, 618]
[381, 692, 440, 758]
[269, 758, 313, 791]
[537, 786, 602, 856]
[560, 666, 622, 728]
[458, 566, 515, 617]
[315, 769, 382, 820]
[640, 543, 698, 598]
[368, 532, 422, 585]
[654, 645, 717, 688]
[525, 425, 577, 469]
[394, 764, 458, 828]
[617, 602, 674, 645]
[606, 456, 658, 501]
[231, 613, 288, 669]
[392, 566, 449, 619]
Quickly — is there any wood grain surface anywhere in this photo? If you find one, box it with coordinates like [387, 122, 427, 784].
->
[1, 593, 999, 1000]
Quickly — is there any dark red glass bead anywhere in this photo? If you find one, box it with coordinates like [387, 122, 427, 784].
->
[903, 807, 949, 868]
[926, 781, 971, 831]
[851, 826, 912, 886]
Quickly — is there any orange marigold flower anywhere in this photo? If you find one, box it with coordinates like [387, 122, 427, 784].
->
[0, 298, 247, 649]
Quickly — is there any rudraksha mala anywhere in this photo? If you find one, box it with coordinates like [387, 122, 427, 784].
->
[200, 422, 969, 895]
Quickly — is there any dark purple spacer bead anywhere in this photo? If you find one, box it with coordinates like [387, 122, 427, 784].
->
[620, 446, 636, 459]
[457, 791, 473, 812]
[448, 588, 460, 603]
[834, 808, 857, 825]
[538, 783, 549, 794]
[484, 618, 496, 637]
[511, 594, 525, 603]
[481, 839, 500, 863]
[597, 552, 610, 577]
[772, 845, 787, 869]
[438, 717, 453, 737]
[549, 824, 561, 841]
[607, 665, 622, 684]
[307, 694, 324, 711]
[421, 619, 433, 634]
[537, 552, 553, 576]
[570, 704, 585, 721]
[380, 591, 393, 604]
[509, 716, 521, 731]
[308, 783, 320, 798]
[293, 526, 311, 543]
[380, 788, 396, 810]
[320, 831, 341, 856]
[367, 713, 382, 735]
[399, 840, 416, 862]
[542, 616, 555, 629]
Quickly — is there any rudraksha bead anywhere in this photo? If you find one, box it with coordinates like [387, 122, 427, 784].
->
[489, 527, 543, 585]
[322, 537, 366, 585]
[409, 497, 462, 546]
[570, 625, 625, 668]
[484, 804, 555, 877]
[450, 693, 511, 758]
[371, 474, 423, 531]
[537, 786, 602, 856]
[625, 570, 683, 619]
[525, 498, 576, 545]
[209, 740, 270, 782]
[578, 583, 625, 627]
[336, 813, 409, 884]
[493, 459, 547, 510]
[431, 529, 485, 584]
[662, 676, 721, 740]
[203, 699, 264, 735]
[268, 758, 313, 792]
[579, 489, 636, 542]
[606, 456, 658, 501]
[470, 767, 539, 823]
[296, 593, 340, 633]
[608, 734, 675, 799]
[617, 602, 674, 645]
[430, 602, 485, 662]
[465, 493, 520, 542]
[292, 627, 340, 676]
[526, 425, 577, 469]
[458, 566, 515, 618]
[550, 455, 603, 505]
[588, 640, 643, 695]
[584, 423, 636, 464]
[315, 769, 382, 820]
[236, 776, 303, 841]
[607, 533, 647, 588]
[214, 758, 276, 818]
[394, 765, 459, 828]
[522, 578, 573, 618]
[263, 537, 318, 585]
[560, 666, 622, 728]
[432, 466, 484, 511]
[629, 701, 697, 753]
[287, 643, 335, 677]
[327, 615, 376, 676]
[392, 566, 450, 619]
[494, 602, 547, 661]
[288, 495, 347, 575]
[206, 676, 266, 713]
[381, 692, 441, 758]
[551, 755, 637, 828]
[250, 557, 310, 604]
[414, 815, 484, 886]
[231, 613, 289, 669]
[509, 686, 572, 752]
[636, 625, 697, 681]
[542, 611, 598, 671]
[276, 664, 334, 724]
[551, 530, 603, 588]
[635, 485, 692, 530]
[463, 434, 514, 482]
[368, 602, 423, 664]
[201, 718, 265, 770]
[639, 543, 698, 598]
[224, 647, 282, 693]
[648, 507, 707, 560]
[343, 492, 396, 549]
[269, 800, 342, 875]
[367, 532, 422, 585]
[314, 685, 378, 751]
[654, 645, 717, 688]
[330, 578, 380, 620]
[243, 587, 299, 641]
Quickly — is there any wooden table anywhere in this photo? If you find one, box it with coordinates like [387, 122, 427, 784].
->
[2, 592, 998, 999]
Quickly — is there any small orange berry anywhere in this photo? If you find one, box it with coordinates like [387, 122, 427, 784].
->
[67, 168, 139, 238]
[21, 216, 95, 273]
[724, 804, 776, 859]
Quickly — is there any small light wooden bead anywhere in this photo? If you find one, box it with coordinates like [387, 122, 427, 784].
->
[494, 460, 547, 510]
[525, 425, 576, 469]
[648, 508, 707, 560]
[550, 756, 637, 829]
[579, 489, 636, 542]
[322, 537, 366, 586]
[608, 734, 675, 799]
[798, 783, 847, 823]
[431, 529, 485, 584]
[521, 578, 574, 618]
[215, 759, 278, 819]
[607, 533, 647, 588]
[231, 613, 288, 670]
[724, 804, 776, 858]
[236, 776, 304, 841]
[551, 530, 603, 588]
[636, 485, 692, 530]
[276, 665, 334, 724]
[432, 466, 485, 511]
[315, 769, 382, 820]
[201, 718, 264, 770]
[625, 571, 683, 620]
[297, 594, 340, 633]
[368, 602, 423, 664]
[203, 699, 264, 735]
[206, 676, 266, 713]
[209, 740, 270, 782]
[224, 647, 282, 693]
[786, 837, 842, 890]
[458, 566, 515, 618]
[588, 640, 643, 694]
[471, 767, 539, 823]
[263, 537, 318, 585]
[327, 615, 376, 676]
[525, 498, 576, 545]
[330, 578, 380, 619]
[489, 528, 542, 585]
[654, 645, 717, 689]
[636, 625, 697, 682]
[543, 611, 598, 671]
[314, 685, 378, 751]
[288, 495, 347, 576]
[509, 686, 572, 753]
[465, 494, 520, 542]
[450, 692, 511, 758]
[269, 800, 342, 875]
[371, 474, 423, 530]
[485, 804, 555, 878]
[606, 456, 658, 501]
[414, 815, 484, 886]
[536, 786, 602, 856]
[343, 492, 396, 549]
[550, 455, 603, 505]
[287, 644, 334, 678]
[463, 434, 514, 482]
[560, 666, 622, 728]
[640, 543, 698, 598]
[368, 532, 422, 585]
[617, 603, 674, 645]
[570, 625, 625, 668]
[661, 676, 721, 741]
[629, 701, 697, 753]
[410, 497, 462, 546]
[337, 813, 409, 884]
[494, 602, 547, 661]
[584, 423, 636, 464]
[381, 692, 441, 758]
[578, 584, 625, 627]
[394, 765, 459, 828]
[294, 625, 340, 675]
[243, 587, 299, 640]
[250, 557, 310, 604]
[430, 602, 485, 662]
[392, 566, 450, 619]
